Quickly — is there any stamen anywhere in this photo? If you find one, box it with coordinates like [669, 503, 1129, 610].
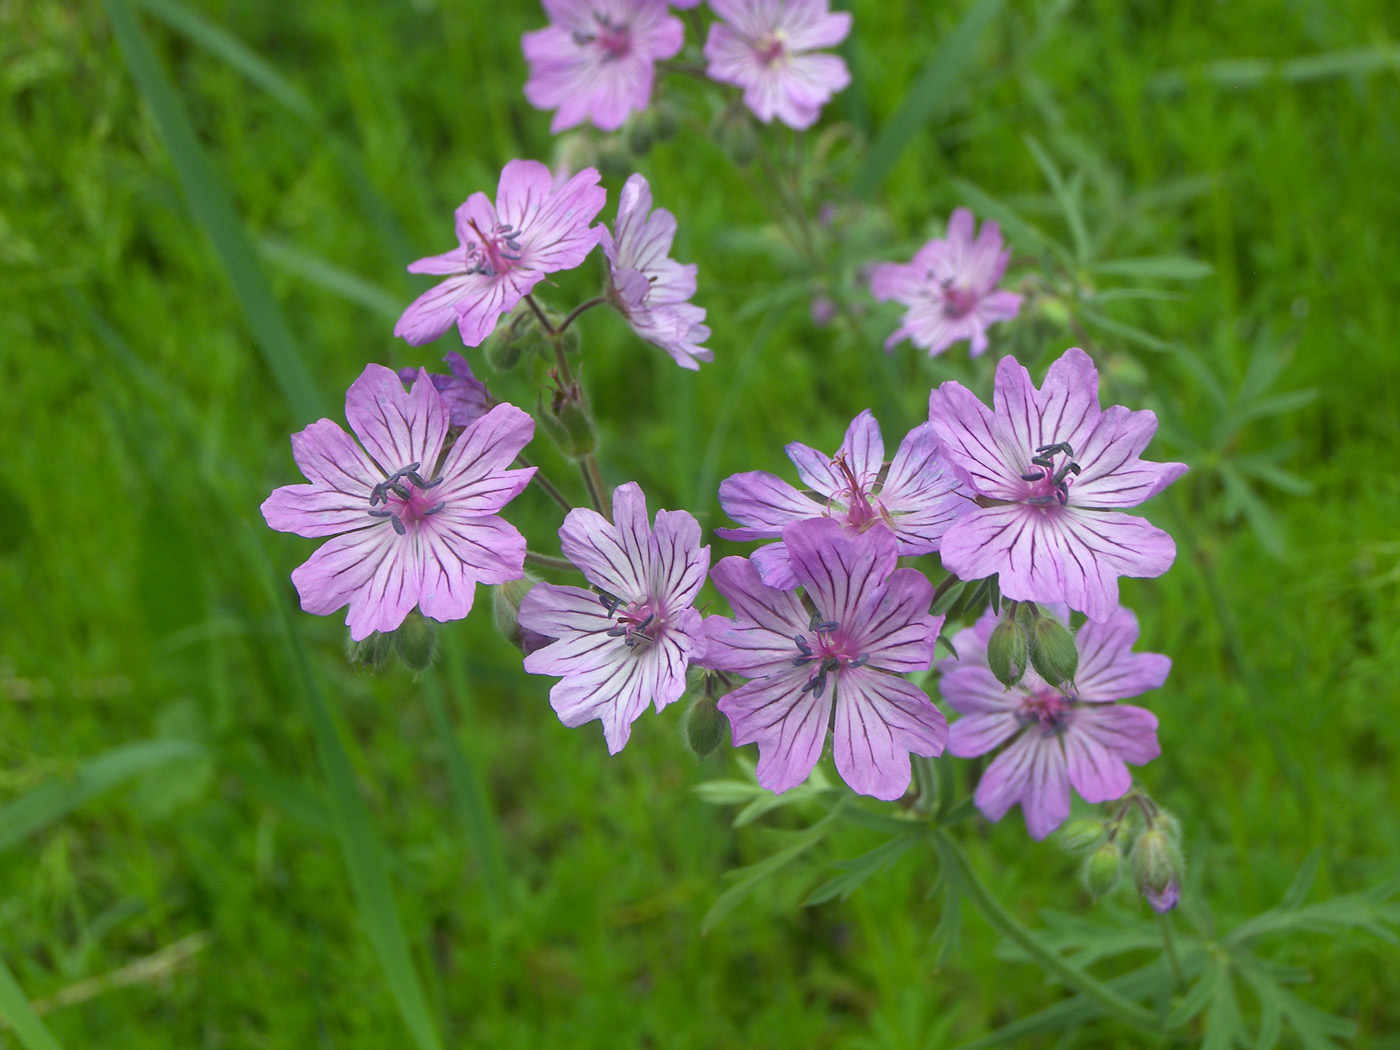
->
[390, 517, 406, 536]
[793, 634, 811, 655]
[423, 501, 446, 516]
[368, 508, 394, 519]
[814, 620, 840, 633]
[1021, 471, 1045, 481]
[597, 591, 623, 615]
[849, 654, 871, 668]
[606, 626, 628, 637]
[424, 475, 445, 489]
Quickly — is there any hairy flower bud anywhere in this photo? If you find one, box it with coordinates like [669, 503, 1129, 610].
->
[492, 575, 550, 655]
[712, 101, 757, 165]
[682, 691, 728, 760]
[538, 383, 597, 460]
[346, 629, 396, 672]
[1028, 610, 1079, 687]
[394, 611, 439, 672]
[1059, 818, 1106, 854]
[987, 609, 1030, 687]
[484, 303, 534, 372]
[1083, 841, 1122, 897]
[1130, 826, 1183, 913]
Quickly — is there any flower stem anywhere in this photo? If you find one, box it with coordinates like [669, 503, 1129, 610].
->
[912, 755, 938, 815]
[523, 292, 556, 336]
[524, 550, 574, 572]
[932, 829, 1161, 1035]
[583, 455, 610, 520]
[515, 456, 573, 512]
[557, 295, 607, 335]
[1158, 912, 1185, 991]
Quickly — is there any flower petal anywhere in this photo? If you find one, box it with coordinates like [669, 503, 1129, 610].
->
[783, 517, 898, 629]
[344, 365, 448, 476]
[718, 671, 830, 794]
[974, 732, 1070, 840]
[832, 670, 946, 800]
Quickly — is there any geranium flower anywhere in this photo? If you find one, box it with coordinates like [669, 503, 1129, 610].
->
[519, 482, 710, 753]
[717, 409, 966, 589]
[261, 365, 536, 640]
[704, 518, 947, 801]
[928, 347, 1188, 622]
[940, 604, 1167, 839]
[395, 160, 606, 348]
[869, 208, 1023, 357]
[522, 0, 684, 132]
[703, 0, 852, 130]
[601, 173, 712, 369]
[396, 352, 491, 427]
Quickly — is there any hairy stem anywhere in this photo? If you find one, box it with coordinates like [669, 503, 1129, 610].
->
[557, 295, 607, 335]
[524, 550, 574, 572]
[515, 456, 573, 512]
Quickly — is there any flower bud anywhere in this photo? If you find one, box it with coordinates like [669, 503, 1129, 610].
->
[1083, 841, 1122, 897]
[712, 101, 757, 165]
[1059, 818, 1106, 854]
[1130, 826, 1183, 913]
[682, 692, 729, 760]
[987, 612, 1030, 688]
[492, 575, 551, 655]
[624, 117, 655, 157]
[538, 384, 596, 460]
[346, 629, 396, 672]
[1028, 611, 1078, 687]
[394, 611, 439, 673]
[483, 303, 534, 372]
[597, 138, 633, 179]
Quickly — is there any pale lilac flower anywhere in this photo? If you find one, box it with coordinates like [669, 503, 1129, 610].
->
[1146, 880, 1180, 913]
[870, 208, 1023, 357]
[940, 604, 1167, 840]
[705, 518, 947, 801]
[261, 365, 536, 641]
[600, 173, 712, 369]
[519, 482, 709, 753]
[703, 0, 852, 130]
[397, 352, 491, 427]
[928, 348, 1188, 622]
[522, 0, 684, 133]
[717, 409, 967, 590]
[395, 160, 606, 348]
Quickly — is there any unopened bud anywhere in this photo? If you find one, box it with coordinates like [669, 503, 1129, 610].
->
[712, 101, 757, 165]
[538, 386, 596, 460]
[650, 101, 679, 142]
[1083, 842, 1122, 897]
[597, 138, 633, 179]
[346, 629, 396, 672]
[624, 117, 654, 157]
[394, 611, 439, 672]
[1130, 826, 1183, 913]
[1028, 611, 1078, 687]
[682, 691, 729, 760]
[1059, 818, 1106, 854]
[987, 612, 1030, 688]
[492, 575, 551, 655]
[483, 303, 533, 372]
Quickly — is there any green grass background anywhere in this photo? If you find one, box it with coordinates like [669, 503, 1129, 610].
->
[1, 0, 1398, 1045]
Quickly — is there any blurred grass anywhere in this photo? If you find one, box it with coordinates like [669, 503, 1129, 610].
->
[1, 0, 1398, 1046]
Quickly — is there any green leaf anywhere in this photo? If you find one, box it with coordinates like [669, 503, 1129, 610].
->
[103, 0, 325, 421]
[1077, 306, 1177, 352]
[692, 780, 767, 807]
[0, 739, 203, 853]
[854, 0, 1006, 196]
[1091, 256, 1215, 280]
[804, 832, 923, 906]
[1203, 964, 1247, 1050]
[1024, 135, 1091, 265]
[1279, 851, 1322, 912]
[701, 804, 843, 934]
[0, 955, 63, 1050]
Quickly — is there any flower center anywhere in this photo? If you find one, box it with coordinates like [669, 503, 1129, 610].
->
[1019, 441, 1082, 506]
[756, 31, 787, 67]
[367, 461, 446, 536]
[942, 283, 980, 319]
[1017, 688, 1074, 735]
[831, 453, 880, 529]
[599, 592, 662, 648]
[791, 612, 869, 699]
[574, 14, 632, 61]
[462, 219, 524, 279]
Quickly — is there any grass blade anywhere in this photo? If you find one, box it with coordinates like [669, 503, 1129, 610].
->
[103, 0, 325, 421]
[0, 740, 202, 854]
[248, 531, 444, 1050]
[0, 956, 63, 1050]
[259, 237, 404, 321]
[854, 0, 1006, 196]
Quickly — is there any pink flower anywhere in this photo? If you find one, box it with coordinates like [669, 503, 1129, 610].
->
[928, 348, 1188, 622]
[601, 173, 712, 369]
[395, 160, 606, 348]
[940, 605, 1167, 840]
[396, 352, 491, 427]
[704, 518, 947, 801]
[717, 409, 967, 589]
[870, 208, 1023, 357]
[703, 0, 852, 130]
[519, 483, 710, 753]
[522, 0, 684, 132]
[261, 365, 536, 640]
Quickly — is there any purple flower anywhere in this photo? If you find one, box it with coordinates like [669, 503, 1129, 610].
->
[395, 160, 606, 348]
[869, 208, 1023, 357]
[940, 604, 1167, 840]
[396, 352, 491, 427]
[522, 0, 684, 132]
[519, 482, 710, 753]
[717, 409, 967, 590]
[928, 348, 1188, 622]
[261, 365, 536, 641]
[704, 518, 947, 801]
[601, 173, 712, 369]
[1145, 880, 1180, 914]
[703, 0, 852, 130]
